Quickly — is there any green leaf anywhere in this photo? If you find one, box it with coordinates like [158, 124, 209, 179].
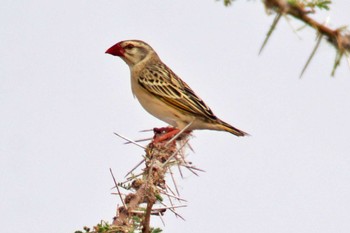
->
[155, 193, 163, 202]
[151, 228, 163, 233]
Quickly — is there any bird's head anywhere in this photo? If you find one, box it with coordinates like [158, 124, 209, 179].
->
[105, 40, 157, 67]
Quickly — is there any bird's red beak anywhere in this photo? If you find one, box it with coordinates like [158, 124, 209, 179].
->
[105, 42, 125, 57]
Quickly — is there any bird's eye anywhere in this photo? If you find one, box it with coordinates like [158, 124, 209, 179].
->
[125, 44, 135, 50]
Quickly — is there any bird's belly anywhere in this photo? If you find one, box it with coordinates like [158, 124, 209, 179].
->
[134, 89, 193, 129]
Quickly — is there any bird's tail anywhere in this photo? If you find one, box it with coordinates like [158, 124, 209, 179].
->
[216, 119, 249, 137]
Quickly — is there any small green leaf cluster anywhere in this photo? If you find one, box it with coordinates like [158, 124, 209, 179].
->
[74, 221, 111, 233]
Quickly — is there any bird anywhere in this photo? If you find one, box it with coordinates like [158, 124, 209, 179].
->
[105, 40, 248, 140]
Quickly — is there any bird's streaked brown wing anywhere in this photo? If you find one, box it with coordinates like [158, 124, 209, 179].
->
[138, 63, 218, 121]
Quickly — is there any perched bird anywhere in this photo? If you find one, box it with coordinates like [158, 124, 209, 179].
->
[106, 40, 248, 139]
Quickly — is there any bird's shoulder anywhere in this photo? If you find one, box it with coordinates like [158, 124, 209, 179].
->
[139, 62, 184, 88]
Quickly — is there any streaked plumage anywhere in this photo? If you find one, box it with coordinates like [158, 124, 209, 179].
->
[106, 40, 247, 137]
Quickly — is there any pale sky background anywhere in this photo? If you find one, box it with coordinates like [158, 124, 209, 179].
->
[1, 1, 350, 232]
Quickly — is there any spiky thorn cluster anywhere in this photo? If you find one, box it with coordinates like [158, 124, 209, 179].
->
[74, 128, 202, 233]
[97, 128, 202, 233]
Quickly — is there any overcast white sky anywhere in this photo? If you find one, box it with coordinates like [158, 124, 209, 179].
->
[1, 1, 350, 232]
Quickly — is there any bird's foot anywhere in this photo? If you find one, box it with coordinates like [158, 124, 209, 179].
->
[153, 127, 180, 143]
[152, 127, 191, 144]
[153, 126, 177, 134]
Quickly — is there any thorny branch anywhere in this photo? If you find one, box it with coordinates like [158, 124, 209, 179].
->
[263, 0, 350, 75]
[223, 0, 350, 76]
[263, 0, 350, 76]
[264, 0, 350, 50]
[78, 128, 199, 233]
